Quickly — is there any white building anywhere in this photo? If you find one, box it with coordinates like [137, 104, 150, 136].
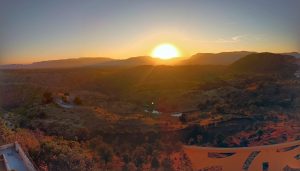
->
[0, 142, 37, 171]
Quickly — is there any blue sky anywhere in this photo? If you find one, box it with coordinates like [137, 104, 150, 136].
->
[0, 0, 299, 64]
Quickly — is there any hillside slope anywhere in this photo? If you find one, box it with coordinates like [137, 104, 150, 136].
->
[230, 53, 298, 74]
[181, 51, 254, 65]
[0, 57, 113, 69]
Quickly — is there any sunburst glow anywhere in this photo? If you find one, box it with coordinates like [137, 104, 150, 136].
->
[151, 43, 181, 60]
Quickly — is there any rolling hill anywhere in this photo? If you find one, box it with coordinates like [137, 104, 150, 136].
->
[0, 56, 182, 69]
[0, 57, 113, 69]
[97, 56, 159, 66]
[181, 51, 254, 65]
[230, 53, 298, 74]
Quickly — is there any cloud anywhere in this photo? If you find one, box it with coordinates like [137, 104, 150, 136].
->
[215, 35, 248, 43]
[190, 34, 264, 45]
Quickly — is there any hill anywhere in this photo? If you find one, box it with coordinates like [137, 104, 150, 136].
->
[181, 51, 254, 65]
[230, 53, 298, 74]
[0, 57, 113, 69]
[99, 56, 188, 66]
[0, 56, 184, 69]
[98, 56, 158, 66]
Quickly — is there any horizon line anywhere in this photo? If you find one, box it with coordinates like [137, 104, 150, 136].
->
[1, 50, 299, 65]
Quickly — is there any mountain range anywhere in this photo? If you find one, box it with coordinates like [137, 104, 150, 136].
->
[1, 51, 299, 69]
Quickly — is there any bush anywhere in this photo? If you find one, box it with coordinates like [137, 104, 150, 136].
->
[151, 156, 160, 170]
[37, 111, 47, 119]
[42, 92, 53, 104]
[96, 144, 113, 167]
[73, 97, 82, 105]
[162, 157, 174, 171]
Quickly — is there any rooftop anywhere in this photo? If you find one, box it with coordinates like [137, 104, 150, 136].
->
[0, 142, 36, 171]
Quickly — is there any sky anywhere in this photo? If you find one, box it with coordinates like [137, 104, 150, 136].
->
[0, 0, 300, 64]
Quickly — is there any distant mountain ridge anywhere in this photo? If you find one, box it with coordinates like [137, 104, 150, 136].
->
[31, 57, 113, 68]
[97, 56, 159, 66]
[0, 56, 183, 69]
[181, 51, 254, 65]
[0, 57, 113, 69]
[230, 52, 298, 74]
[97, 56, 187, 66]
[1, 51, 299, 69]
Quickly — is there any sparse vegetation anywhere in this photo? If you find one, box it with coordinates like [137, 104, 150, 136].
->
[0, 53, 299, 170]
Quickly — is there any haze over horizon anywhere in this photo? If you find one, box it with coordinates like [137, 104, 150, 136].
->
[1, 51, 300, 65]
[1, 0, 300, 64]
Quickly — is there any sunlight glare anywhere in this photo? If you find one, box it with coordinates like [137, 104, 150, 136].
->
[151, 43, 181, 60]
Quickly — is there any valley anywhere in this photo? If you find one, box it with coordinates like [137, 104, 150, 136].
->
[0, 52, 300, 170]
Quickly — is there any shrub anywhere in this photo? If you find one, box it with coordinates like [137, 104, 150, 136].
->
[73, 97, 82, 105]
[151, 156, 160, 170]
[42, 92, 53, 104]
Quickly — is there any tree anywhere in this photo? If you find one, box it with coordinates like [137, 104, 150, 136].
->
[101, 147, 113, 165]
[76, 127, 89, 140]
[97, 144, 113, 169]
[122, 153, 131, 164]
[42, 91, 53, 104]
[151, 156, 160, 170]
[179, 113, 187, 123]
[214, 104, 225, 114]
[144, 143, 154, 156]
[215, 134, 227, 147]
[162, 157, 173, 171]
[37, 111, 47, 119]
[256, 129, 264, 140]
[240, 137, 249, 147]
[133, 147, 146, 169]
[123, 162, 136, 171]
[73, 96, 82, 105]
[61, 96, 68, 103]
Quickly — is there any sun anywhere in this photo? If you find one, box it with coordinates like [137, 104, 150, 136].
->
[151, 43, 181, 60]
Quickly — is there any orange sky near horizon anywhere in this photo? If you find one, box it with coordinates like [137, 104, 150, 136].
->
[1, 0, 299, 64]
